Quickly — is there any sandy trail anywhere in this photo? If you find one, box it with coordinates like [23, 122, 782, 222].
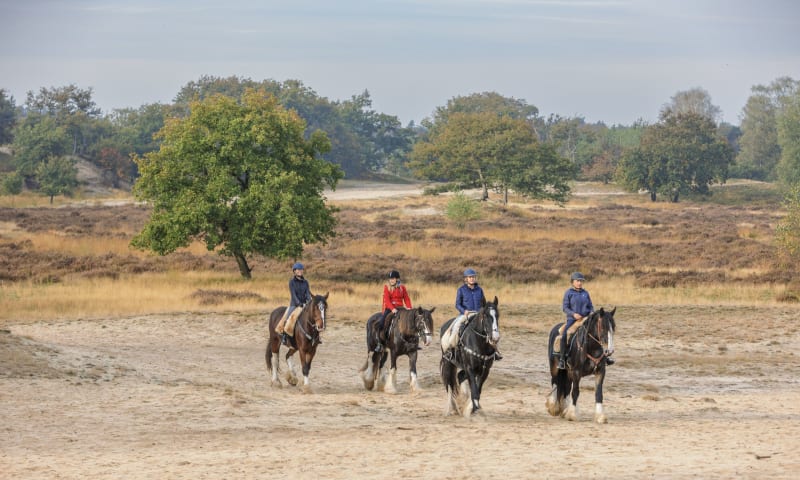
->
[2, 304, 799, 479]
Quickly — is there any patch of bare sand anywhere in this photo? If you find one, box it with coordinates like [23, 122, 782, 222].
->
[2, 305, 799, 479]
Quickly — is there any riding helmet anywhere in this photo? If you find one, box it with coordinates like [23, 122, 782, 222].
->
[292, 262, 305, 271]
[388, 270, 401, 279]
[570, 272, 585, 281]
[463, 268, 477, 277]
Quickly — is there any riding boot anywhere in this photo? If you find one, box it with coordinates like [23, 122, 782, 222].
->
[606, 356, 615, 366]
[281, 332, 290, 346]
[494, 349, 503, 361]
[557, 335, 567, 370]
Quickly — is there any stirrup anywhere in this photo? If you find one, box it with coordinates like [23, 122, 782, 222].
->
[557, 357, 566, 370]
[494, 351, 503, 361]
[281, 333, 290, 346]
[606, 357, 615, 366]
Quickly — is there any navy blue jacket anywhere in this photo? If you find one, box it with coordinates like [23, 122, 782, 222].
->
[289, 276, 312, 307]
[455, 283, 485, 315]
[562, 287, 593, 322]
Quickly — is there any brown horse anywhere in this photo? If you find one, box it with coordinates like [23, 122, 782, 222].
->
[265, 292, 328, 392]
[359, 306, 435, 393]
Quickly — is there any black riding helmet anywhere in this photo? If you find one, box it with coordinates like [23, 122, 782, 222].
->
[388, 270, 401, 279]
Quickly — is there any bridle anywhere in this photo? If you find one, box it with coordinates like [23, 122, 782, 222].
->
[461, 304, 500, 362]
[297, 297, 326, 344]
[577, 312, 612, 369]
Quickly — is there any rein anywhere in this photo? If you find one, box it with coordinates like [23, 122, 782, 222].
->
[460, 307, 498, 364]
[296, 301, 324, 345]
[577, 315, 608, 369]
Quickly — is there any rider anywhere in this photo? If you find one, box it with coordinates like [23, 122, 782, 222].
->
[442, 268, 502, 361]
[276, 262, 314, 344]
[558, 272, 613, 369]
[374, 270, 412, 352]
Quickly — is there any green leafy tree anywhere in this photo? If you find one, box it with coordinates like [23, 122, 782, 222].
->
[131, 90, 343, 279]
[0, 89, 16, 145]
[735, 77, 799, 180]
[409, 111, 573, 204]
[775, 183, 800, 267]
[775, 90, 800, 186]
[617, 112, 733, 202]
[35, 156, 78, 204]
[2, 171, 23, 196]
[12, 115, 70, 178]
[660, 87, 722, 122]
[24, 84, 102, 156]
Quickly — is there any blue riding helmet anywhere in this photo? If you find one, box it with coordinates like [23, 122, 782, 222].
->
[463, 268, 477, 277]
[292, 262, 305, 271]
[388, 270, 400, 279]
[570, 272, 585, 281]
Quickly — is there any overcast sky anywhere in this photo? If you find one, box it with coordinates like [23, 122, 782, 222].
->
[1, 0, 799, 126]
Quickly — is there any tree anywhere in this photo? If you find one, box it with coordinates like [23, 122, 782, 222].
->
[617, 112, 733, 202]
[409, 111, 573, 204]
[775, 90, 800, 185]
[24, 84, 102, 156]
[131, 90, 343, 279]
[775, 183, 800, 267]
[1, 171, 23, 197]
[12, 115, 70, 179]
[735, 77, 799, 180]
[35, 156, 78, 204]
[660, 87, 722, 122]
[0, 89, 16, 145]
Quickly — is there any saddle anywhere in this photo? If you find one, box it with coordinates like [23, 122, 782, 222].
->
[552, 318, 585, 354]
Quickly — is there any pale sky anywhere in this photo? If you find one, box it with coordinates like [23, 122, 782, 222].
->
[1, 0, 799, 126]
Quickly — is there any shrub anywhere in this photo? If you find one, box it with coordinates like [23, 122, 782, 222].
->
[445, 191, 482, 230]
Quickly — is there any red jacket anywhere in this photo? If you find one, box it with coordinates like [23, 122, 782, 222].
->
[382, 284, 412, 311]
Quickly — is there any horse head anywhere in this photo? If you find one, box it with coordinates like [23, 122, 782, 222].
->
[478, 296, 500, 346]
[413, 306, 435, 347]
[585, 307, 616, 360]
[310, 292, 329, 332]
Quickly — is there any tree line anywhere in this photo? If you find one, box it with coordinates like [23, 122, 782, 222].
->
[1, 74, 799, 277]
[1, 75, 799, 204]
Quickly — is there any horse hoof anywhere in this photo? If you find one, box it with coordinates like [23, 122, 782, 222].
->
[286, 376, 298, 386]
[271, 380, 282, 388]
[301, 385, 312, 394]
[595, 414, 608, 424]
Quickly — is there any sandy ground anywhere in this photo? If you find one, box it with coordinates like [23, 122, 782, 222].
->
[2, 302, 799, 480]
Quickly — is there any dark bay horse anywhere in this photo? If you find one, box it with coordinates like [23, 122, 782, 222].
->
[440, 296, 500, 416]
[546, 307, 616, 423]
[359, 306, 435, 393]
[265, 292, 329, 392]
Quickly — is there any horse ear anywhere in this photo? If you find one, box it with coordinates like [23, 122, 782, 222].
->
[323, 291, 329, 300]
[597, 307, 605, 315]
[429, 306, 436, 313]
[610, 306, 616, 316]
[493, 296, 498, 306]
[416, 306, 423, 314]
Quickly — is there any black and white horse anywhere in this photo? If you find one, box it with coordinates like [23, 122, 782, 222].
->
[360, 307, 435, 393]
[546, 307, 616, 423]
[440, 296, 500, 416]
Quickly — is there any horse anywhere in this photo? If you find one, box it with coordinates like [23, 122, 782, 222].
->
[439, 296, 500, 417]
[359, 306, 435, 394]
[546, 307, 616, 423]
[265, 292, 329, 392]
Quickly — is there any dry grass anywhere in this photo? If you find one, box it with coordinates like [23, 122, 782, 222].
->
[0, 181, 794, 325]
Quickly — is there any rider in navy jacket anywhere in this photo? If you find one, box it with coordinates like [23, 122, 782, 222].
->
[558, 272, 609, 369]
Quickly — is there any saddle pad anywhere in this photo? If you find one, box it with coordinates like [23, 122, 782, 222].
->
[284, 308, 303, 337]
[553, 319, 585, 353]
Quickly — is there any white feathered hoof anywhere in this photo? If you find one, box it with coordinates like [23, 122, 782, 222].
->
[301, 384, 313, 394]
[595, 413, 608, 424]
[271, 379, 283, 388]
[285, 372, 298, 386]
[565, 405, 578, 421]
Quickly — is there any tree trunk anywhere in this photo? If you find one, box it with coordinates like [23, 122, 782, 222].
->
[650, 191, 657, 202]
[234, 252, 252, 279]
[671, 192, 680, 203]
[503, 186, 508, 205]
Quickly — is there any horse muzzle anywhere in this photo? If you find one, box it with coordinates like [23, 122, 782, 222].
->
[422, 334, 432, 347]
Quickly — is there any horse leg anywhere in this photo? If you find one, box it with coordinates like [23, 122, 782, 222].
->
[300, 351, 313, 394]
[408, 350, 421, 393]
[269, 346, 283, 388]
[360, 351, 379, 391]
[384, 351, 399, 394]
[440, 359, 459, 416]
[565, 375, 581, 421]
[594, 368, 607, 424]
[284, 350, 298, 386]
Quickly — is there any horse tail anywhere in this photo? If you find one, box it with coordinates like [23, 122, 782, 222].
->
[548, 323, 571, 398]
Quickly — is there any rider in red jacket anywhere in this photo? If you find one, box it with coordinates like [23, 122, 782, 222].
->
[375, 270, 412, 351]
